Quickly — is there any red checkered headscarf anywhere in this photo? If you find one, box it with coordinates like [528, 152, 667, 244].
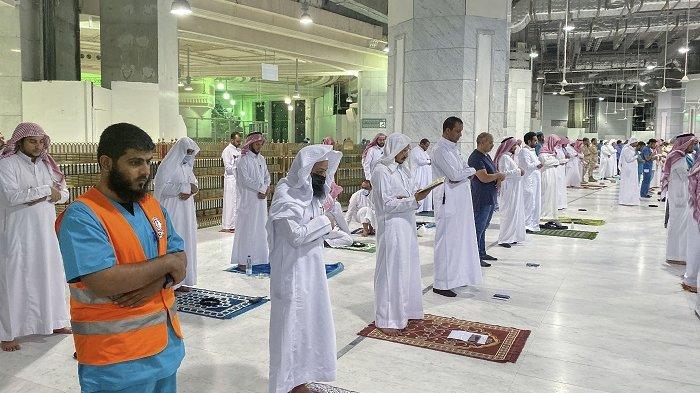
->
[661, 133, 697, 195]
[539, 135, 560, 155]
[493, 137, 518, 171]
[0, 122, 64, 183]
[362, 133, 386, 159]
[240, 132, 265, 156]
[688, 153, 700, 228]
[573, 139, 583, 154]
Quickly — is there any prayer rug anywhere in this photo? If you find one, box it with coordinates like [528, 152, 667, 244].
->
[225, 262, 345, 278]
[580, 184, 607, 189]
[330, 242, 376, 253]
[307, 383, 358, 393]
[416, 221, 436, 228]
[175, 288, 268, 320]
[543, 217, 606, 226]
[531, 228, 598, 240]
[357, 314, 530, 363]
[416, 211, 434, 217]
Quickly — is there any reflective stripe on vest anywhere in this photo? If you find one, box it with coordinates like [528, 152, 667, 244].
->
[69, 286, 111, 305]
[71, 303, 178, 335]
[56, 188, 184, 366]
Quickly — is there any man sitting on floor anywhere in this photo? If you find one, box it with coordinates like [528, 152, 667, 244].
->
[345, 180, 376, 236]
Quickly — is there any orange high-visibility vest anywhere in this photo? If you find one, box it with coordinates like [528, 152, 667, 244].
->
[56, 187, 184, 366]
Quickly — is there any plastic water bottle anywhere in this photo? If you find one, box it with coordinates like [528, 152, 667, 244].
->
[246, 256, 253, 276]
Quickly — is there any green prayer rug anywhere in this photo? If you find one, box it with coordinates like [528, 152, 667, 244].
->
[531, 228, 598, 240]
[542, 217, 606, 226]
[329, 242, 376, 253]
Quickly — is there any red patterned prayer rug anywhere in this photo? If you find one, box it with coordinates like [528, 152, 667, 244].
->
[357, 314, 530, 363]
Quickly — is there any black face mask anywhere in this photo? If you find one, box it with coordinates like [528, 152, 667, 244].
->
[311, 173, 326, 198]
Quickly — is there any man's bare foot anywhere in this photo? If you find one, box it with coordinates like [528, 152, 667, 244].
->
[1, 340, 20, 351]
[53, 327, 72, 334]
[290, 384, 313, 393]
[175, 286, 192, 293]
[378, 327, 402, 337]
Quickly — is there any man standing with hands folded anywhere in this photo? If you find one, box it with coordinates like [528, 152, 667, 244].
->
[57, 123, 187, 393]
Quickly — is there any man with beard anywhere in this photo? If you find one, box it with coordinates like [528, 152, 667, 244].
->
[0, 123, 72, 352]
[222, 132, 242, 232]
[231, 132, 271, 271]
[362, 133, 386, 181]
[268, 144, 340, 393]
[57, 123, 187, 392]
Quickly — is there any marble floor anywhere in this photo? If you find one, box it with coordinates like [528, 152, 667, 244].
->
[1, 184, 699, 393]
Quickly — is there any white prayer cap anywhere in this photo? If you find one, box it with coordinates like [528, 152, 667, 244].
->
[628, 137, 638, 144]
[379, 133, 412, 166]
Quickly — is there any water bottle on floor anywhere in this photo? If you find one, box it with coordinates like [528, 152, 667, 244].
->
[246, 256, 253, 276]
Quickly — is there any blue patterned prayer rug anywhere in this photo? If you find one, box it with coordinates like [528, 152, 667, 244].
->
[175, 288, 268, 320]
[307, 383, 358, 393]
[225, 262, 345, 278]
[416, 211, 434, 217]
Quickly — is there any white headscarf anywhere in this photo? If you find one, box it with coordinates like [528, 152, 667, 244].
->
[378, 133, 412, 167]
[154, 137, 200, 201]
[268, 144, 342, 223]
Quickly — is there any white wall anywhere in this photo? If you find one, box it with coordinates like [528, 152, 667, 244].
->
[505, 68, 532, 136]
[682, 75, 700, 136]
[595, 102, 633, 140]
[22, 81, 94, 143]
[656, 89, 685, 140]
[541, 95, 569, 136]
[22, 80, 170, 143]
[359, 70, 388, 142]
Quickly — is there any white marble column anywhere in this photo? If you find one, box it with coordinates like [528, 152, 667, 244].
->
[655, 89, 685, 140]
[505, 68, 533, 137]
[0, 3, 22, 133]
[387, 0, 510, 152]
[682, 75, 700, 136]
[359, 70, 388, 142]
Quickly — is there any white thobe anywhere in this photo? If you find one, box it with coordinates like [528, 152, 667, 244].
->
[345, 190, 375, 227]
[666, 159, 690, 261]
[517, 146, 542, 231]
[539, 153, 560, 220]
[268, 198, 336, 393]
[362, 146, 383, 180]
[409, 146, 433, 212]
[618, 146, 640, 206]
[684, 214, 700, 289]
[601, 145, 616, 178]
[497, 155, 526, 244]
[432, 138, 482, 290]
[371, 163, 424, 329]
[0, 153, 70, 341]
[565, 147, 582, 187]
[222, 144, 241, 230]
[156, 163, 198, 287]
[231, 153, 271, 265]
[651, 159, 662, 188]
[554, 146, 568, 209]
[324, 201, 353, 248]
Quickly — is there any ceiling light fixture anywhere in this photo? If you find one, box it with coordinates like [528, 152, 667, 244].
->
[529, 50, 539, 59]
[170, 0, 192, 16]
[681, 0, 690, 82]
[646, 64, 656, 70]
[216, 81, 225, 91]
[661, 14, 669, 93]
[284, 96, 292, 105]
[639, 81, 647, 87]
[183, 46, 194, 91]
[293, 59, 301, 99]
[287, 104, 294, 111]
[230, 99, 236, 106]
[561, 0, 572, 88]
[223, 91, 231, 100]
[553, 92, 558, 95]
[346, 95, 353, 103]
[679, 46, 690, 54]
[563, 24, 575, 32]
[598, 97, 604, 101]
[382, 45, 390, 53]
[300, 1, 313, 25]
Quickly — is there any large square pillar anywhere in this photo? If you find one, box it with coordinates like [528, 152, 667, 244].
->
[100, 0, 182, 140]
[0, 3, 22, 132]
[387, 0, 510, 152]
